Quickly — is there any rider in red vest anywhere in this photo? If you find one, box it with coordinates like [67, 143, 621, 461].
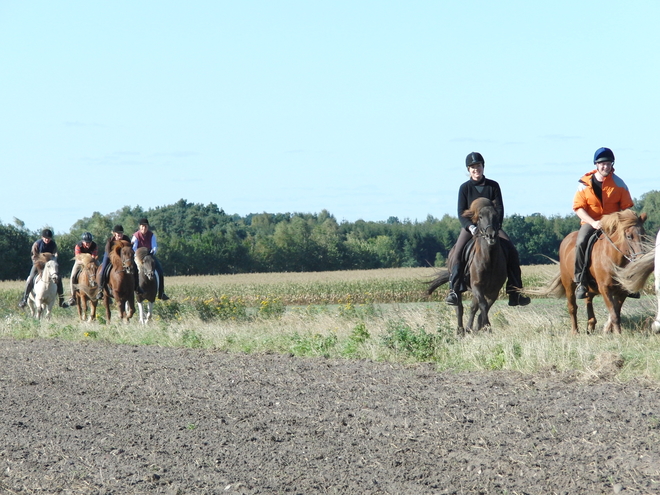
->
[132, 218, 169, 300]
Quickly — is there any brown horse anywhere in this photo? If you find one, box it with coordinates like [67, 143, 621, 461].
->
[72, 253, 99, 322]
[543, 209, 647, 335]
[135, 247, 158, 324]
[428, 198, 508, 335]
[96, 240, 135, 323]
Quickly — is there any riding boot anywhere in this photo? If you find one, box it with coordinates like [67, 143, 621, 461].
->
[19, 279, 35, 308]
[502, 240, 530, 307]
[445, 264, 462, 306]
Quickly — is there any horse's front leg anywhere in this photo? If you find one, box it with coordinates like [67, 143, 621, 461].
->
[146, 301, 154, 323]
[137, 301, 146, 324]
[477, 299, 494, 333]
[466, 296, 479, 333]
[126, 294, 135, 322]
[76, 296, 84, 321]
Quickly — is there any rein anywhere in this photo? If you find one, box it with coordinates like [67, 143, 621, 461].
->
[599, 229, 642, 263]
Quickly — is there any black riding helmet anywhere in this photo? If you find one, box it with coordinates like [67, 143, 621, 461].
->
[41, 228, 53, 239]
[82, 232, 93, 242]
[465, 152, 485, 168]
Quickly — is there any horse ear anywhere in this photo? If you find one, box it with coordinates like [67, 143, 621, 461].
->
[640, 212, 648, 223]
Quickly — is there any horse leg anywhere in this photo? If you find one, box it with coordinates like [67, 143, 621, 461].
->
[653, 293, 660, 334]
[76, 294, 84, 321]
[601, 293, 623, 335]
[566, 288, 580, 335]
[137, 301, 145, 324]
[146, 300, 154, 323]
[455, 299, 465, 337]
[478, 300, 495, 333]
[466, 297, 479, 333]
[127, 294, 135, 321]
[104, 291, 112, 322]
[585, 297, 597, 334]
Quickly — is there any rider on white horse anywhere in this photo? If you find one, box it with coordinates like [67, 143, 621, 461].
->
[19, 229, 67, 309]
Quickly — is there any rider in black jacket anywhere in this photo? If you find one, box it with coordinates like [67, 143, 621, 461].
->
[444, 152, 530, 307]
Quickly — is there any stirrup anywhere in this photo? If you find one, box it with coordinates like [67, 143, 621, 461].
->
[445, 290, 459, 306]
[575, 284, 588, 299]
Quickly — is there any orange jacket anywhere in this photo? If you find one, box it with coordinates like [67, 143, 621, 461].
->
[572, 170, 633, 222]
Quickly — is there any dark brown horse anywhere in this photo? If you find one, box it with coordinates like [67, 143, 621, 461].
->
[543, 209, 647, 335]
[72, 253, 99, 322]
[428, 198, 507, 335]
[96, 240, 135, 322]
[135, 247, 158, 324]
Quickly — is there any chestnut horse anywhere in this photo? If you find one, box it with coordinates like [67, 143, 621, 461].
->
[27, 254, 60, 320]
[613, 229, 658, 332]
[543, 209, 647, 335]
[428, 198, 507, 336]
[97, 240, 135, 322]
[135, 247, 158, 324]
[72, 253, 99, 322]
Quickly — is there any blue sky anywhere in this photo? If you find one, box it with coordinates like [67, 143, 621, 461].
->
[1, 1, 659, 234]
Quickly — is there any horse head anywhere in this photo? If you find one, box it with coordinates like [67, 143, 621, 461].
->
[135, 247, 155, 281]
[464, 197, 500, 246]
[77, 253, 99, 288]
[110, 240, 135, 274]
[44, 259, 60, 284]
[601, 210, 647, 261]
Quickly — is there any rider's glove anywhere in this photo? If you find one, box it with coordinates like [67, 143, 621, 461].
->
[469, 225, 477, 235]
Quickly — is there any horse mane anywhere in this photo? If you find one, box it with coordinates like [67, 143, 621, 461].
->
[75, 253, 95, 267]
[135, 246, 150, 264]
[33, 253, 55, 272]
[600, 210, 644, 240]
[109, 240, 132, 267]
[463, 197, 494, 223]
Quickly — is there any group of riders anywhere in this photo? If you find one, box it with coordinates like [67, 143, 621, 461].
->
[442, 146, 634, 307]
[18, 147, 632, 310]
[18, 218, 169, 309]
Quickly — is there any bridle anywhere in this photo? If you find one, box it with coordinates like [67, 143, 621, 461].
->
[598, 227, 644, 263]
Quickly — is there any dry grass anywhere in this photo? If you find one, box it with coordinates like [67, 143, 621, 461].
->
[2, 265, 660, 381]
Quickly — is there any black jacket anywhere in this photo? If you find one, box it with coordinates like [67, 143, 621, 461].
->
[457, 177, 504, 230]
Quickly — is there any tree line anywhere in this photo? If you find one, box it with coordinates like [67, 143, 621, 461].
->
[2, 193, 659, 281]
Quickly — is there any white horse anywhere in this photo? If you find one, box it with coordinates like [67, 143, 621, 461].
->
[614, 230, 660, 332]
[27, 259, 60, 319]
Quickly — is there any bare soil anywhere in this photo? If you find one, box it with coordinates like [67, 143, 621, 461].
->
[1, 338, 659, 494]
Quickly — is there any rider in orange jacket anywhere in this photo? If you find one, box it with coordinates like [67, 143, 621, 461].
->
[572, 147, 634, 299]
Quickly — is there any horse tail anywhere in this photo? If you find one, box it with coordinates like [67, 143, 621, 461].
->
[427, 268, 450, 295]
[613, 248, 655, 293]
[526, 272, 566, 299]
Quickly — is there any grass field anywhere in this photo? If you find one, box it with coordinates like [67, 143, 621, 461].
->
[1, 265, 659, 381]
